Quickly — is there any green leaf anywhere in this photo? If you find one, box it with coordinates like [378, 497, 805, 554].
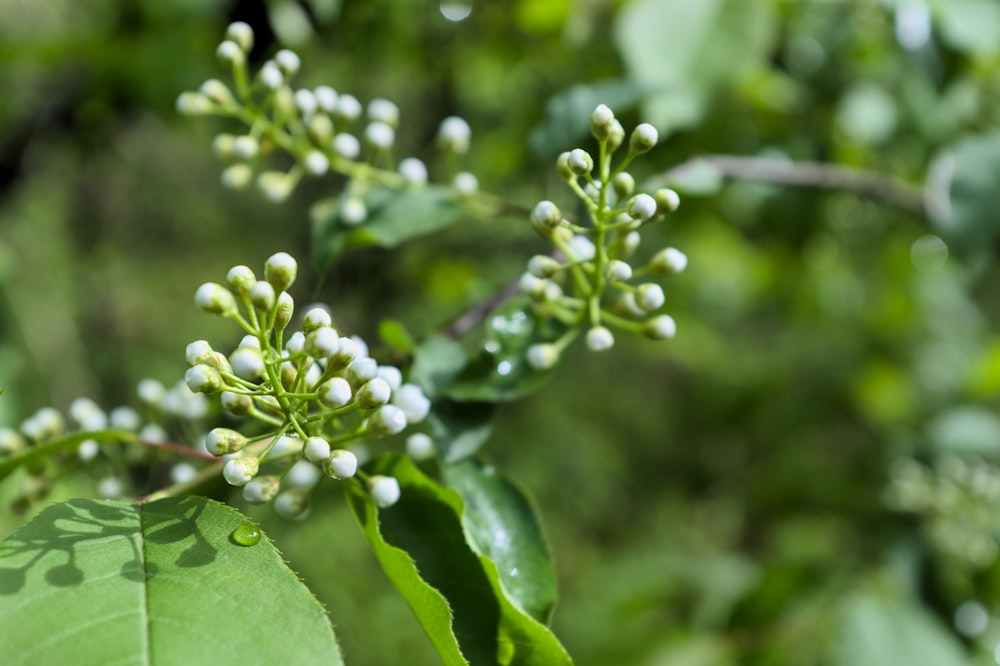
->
[427, 399, 495, 464]
[933, 0, 1000, 56]
[313, 186, 470, 268]
[410, 335, 471, 398]
[614, 0, 777, 133]
[348, 455, 572, 666]
[441, 458, 558, 624]
[0, 497, 341, 664]
[379, 317, 416, 354]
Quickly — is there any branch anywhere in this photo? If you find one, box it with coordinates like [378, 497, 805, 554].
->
[659, 154, 927, 218]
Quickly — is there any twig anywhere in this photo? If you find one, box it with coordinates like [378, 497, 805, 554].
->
[658, 154, 926, 218]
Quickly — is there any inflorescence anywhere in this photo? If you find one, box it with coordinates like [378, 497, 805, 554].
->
[520, 104, 686, 369]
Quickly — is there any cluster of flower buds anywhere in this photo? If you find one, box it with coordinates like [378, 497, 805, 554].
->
[520, 104, 687, 369]
[176, 22, 479, 217]
[189, 251, 431, 513]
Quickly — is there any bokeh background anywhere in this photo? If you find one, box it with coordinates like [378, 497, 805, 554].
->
[4, 0, 1000, 663]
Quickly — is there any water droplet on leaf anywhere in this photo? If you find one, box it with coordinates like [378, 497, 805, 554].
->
[231, 522, 262, 546]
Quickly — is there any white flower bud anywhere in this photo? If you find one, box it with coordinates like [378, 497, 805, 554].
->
[185, 365, 223, 394]
[274, 49, 301, 77]
[275, 292, 294, 330]
[273, 488, 310, 519]
[569, 234, 596, 261]
[78, 439, 99, 461]
[264, 251, 297, 292]
[406, 433, 435, 461]
[98, 477, 123, 500]
[231, 135, 258, 160]
[452, 171, 479, 195]
[185, 340, 214, 366]
[139, 423, 167, 442]
[369, 475, 401, 508]
[206, 428, 247, 456]
[286, 459, 321, 488]
[376, 365, 403, 391]
[591, 103, 615, 139]
[399, 157, 428, 186]
[170, 462, 198, 485]
[308, 326, 341, 358]
[199, 79, 233, 105]
[256, 171, 293, 203]
[644, 314, 677, 339]
[314, 85, 338, 112]
[629, 123, 658, 154]
[109, 407, 140, 430]
[225, 21, 254, 52]
[607, 120, 625, 153]
[303, 150, 329, 176]
[221, 164, 253, 190]
[612, 172, 635, 200]
[286, 331, 306, 354]
[230, 346, 265, 380]
[258, 61, 283, 90]
[364, 121, 395, 150]
[526, 343, 559, 370]
[137, 378, 165, 405]
[334, 94, 362, 123]
[221, 390, 253, 416]
[655, 188, 681, 214]
[303, 307, 332, 332]
[438, 116, 471, 154]
[530, 201, 562, 231]
[635, 283, 666, 311]
[627, 193, 657, 221]
[527, 255, 561, 278]
[216, 40, 244, 67]
[367, 97, 400, 127]
[330, 336, 363, 368]
[294, 88, 317, 118]
[69, 398, 107, 431]
[324, 449, 358, 480]
[304, 436, 331, 463]
[346, 357, 379, 387]
[225, 265, 256, 295]
[332, 132, 361, 159]
[392, 384, 430, 423]
[341, 198, 367, 226]
[586, 326, 615, 351]
[308, 114, 333, 143]
[195, 282, 237, 316]
[0, 428, 26, 457]
[368, 405, 408, 435]
[318, 377, 353, 408]
[649, 247, 687, 275]
[212, 133, 237, 159]
[605, 259, 633, 282]
[243, 475, 280, 504]
[223, 457, 259, 486]
[249, 280, 276, 311]
[567, 148, 594, 176]
[356, 377, 392, 409]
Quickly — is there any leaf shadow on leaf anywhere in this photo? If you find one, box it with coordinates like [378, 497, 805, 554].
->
[0, 496, 217, 595]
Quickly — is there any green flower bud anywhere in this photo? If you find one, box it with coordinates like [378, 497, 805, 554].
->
[612, 172, 635, 201]
[655, 188, 681, 214]
[265, 252, 298, 292]
[206, 428, 248, 456]
[591, 103, 615, 141]
[629, 123, 658, 154]
[194, 283, 237, 316]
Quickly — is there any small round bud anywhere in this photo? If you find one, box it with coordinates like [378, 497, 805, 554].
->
[223, 457, 259, 486]
[334, 94, 362, 123]
[232, 136, 258, 160]
[137, 378, 165, 405]
[221, 391, 253, 416]
[109, 407, 140, 430]
[612, 172, 635, 201]
[586, 326, 615, 352]
[304, 436, 331, 463]
[526, 343, 559, 370]
[307, 326, 341, 358]
[437, 116, 471, 154]
[314, 86, 338, 112]
[195, 283, 237, 316]
[98, 477, 123, 500]
[604, 259, 633, 283]
[591, 103, 615, 140]
[367, 98, 400, 127]
[376, 366, 403, 392]
[226, 265, 256, 295]
[357, 377, 392, 409]
[629, 123, 658, 154]
[226, 22, 254, 51]
[221, 164, 254, 190]
[216, 40, 244, 67]
[567, 149, 594, 176]
[273, 488, 310, 519]
[655, 188, 681, 214]
[392, 384, 430, 423]
[648, 247, 687, 275]
[556, 151, 574, 180]
[626, 193, 657, 222]
[303, 150, 329, 176]
[275, 292, 294, 330]
[308, 114, 334, 143]
[230, 346, 265, 380]
[569, 234, 596, 261]
[519, 272, 545, 299]
[185, 340, 214, 366]
[318, 377, 353, 408]
[243, 476, 280, 505]
[256, 171, 293, 203]
[324, 449, 358, 480]
[527, 255, 561, 278]
[330, 336, 363, 368]
[176, 92, 212, 116]
[212, 134, 237, 159]
[199, 79, 233, 105]
[303, 307, 332, 332]
[452, 171, 479, 195]
[644, 314, 677, 339]
[341, 198, 367, 226]
[399, 157, 428, 186]
[274, 49, 301, 77]
[635, 283, 666, 311]
[364, 121, 395, 151]
[294, 88, 317, 118]
[185, 365, 224, 394]
[607, 120, 625, 153]
[258, 61, 283, 90]
[369, 475, 401, 508]
[249, 280, 276, 311]
[78, 439, 99, 461]
[265, 251, 298, 292]
[406, 433, 435, 461]
[170, 463, 198, 485]
[367, 405, 408, 436]
[206, 428, 248, 456]
[345, 357, 379, 387]
[530, 200, 562, 232]
[69, 398, 107, 431]
[332, 132, 361, 159]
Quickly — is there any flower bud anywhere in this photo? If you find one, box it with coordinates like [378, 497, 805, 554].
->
[604, 259, 633, 283]
[294, 88, 317, 118]
[185, 340, 214, 366]
[526, 343, 559, 370]
[221, 164, 254, 190]
[437, 116, 471, 154]
[195, 283, 237, 316]
[275, 292, 294, 330]
[257, 171, 293, 203]
[226, 265, 256, 295]
[340, 198, 367, 226]
[249, 280, 276, 311]
[185, 365, 223, 394]
[176, 92, 213, 116]
[303, 151, 329, 177]
[323, 449, 358, 480]
[307, 326, 340, 358]
[137, 378, 165, 405]
[0, 428, 26, 458]
[629, 123, 658, 154]
[626, 193, 657, 222]
[258, 61, 283, 90]
[216, 40, 244, 67]
[399, 157, 428, 186]
[644, 314, 677, 340]
[243, 476, 280, 505]
[223, 457, 259, 486]
[367, 405, 408, 435]
[392, 384, 430, 423]
[212, 134, 237, 159]
[369, 475, 401, 508]
[303, 307, 332, 332]
[274, 49, 301, 77]
[655, 188, 681, 214]
[612, 172, 635, 201]
[591, 103, 615, 140]
[206, 428, 248, 456]
[567, 149, 594, 176]
[273, 488, 310, 519]
[221, 391, 254, 416]
[367, 98, 400, 127]
[364, 121, 395, 151]
[304, 436, 331, 463]
[318, 377, 353, 408]
[530, 200, 562, 233]
[265, 251, 298, 292]
[635, 283, 666, 311]
[586, 326, 615, 352]
[569, 234, 596, 261]
[357, 377, 392, 409]
[527, 255, 561, 278]
[406, 433, 435, 461]
[314, 86, 338, 112]
[376, 366, 403, 391]
[452, 171, 479, 195]
[226, 21, 254, 51]
[109, 407, 140, 430]
[308, 114, 334, 144]
[230, 347, 265, 380]
[556, 152, 575, 180]
[199, 79, 233, 105]
[607, 120, 625, 153]
[345, 357, 379, 388]
[334, 94, 362, 123]
[648, 247, 687, 275]
[332, 133, 361, 159]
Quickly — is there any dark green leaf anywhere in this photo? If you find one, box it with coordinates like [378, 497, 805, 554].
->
[427, 399, 495, 463]
[379, 318, 416, 354]
[0, 497, 341, 664]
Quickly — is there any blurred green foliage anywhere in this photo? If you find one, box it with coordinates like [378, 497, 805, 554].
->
[5, 0, 1000, 663]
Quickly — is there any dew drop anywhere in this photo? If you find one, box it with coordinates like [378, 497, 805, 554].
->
[231, 522, 262, 546]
